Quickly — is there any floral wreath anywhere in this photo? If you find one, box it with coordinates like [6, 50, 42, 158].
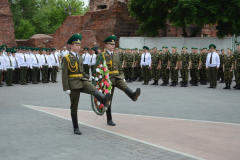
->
[91, 54, 112, 115]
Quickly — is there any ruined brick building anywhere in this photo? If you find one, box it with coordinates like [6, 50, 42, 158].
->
[0, 0, 16, 47]
[4, 0, 219, 49]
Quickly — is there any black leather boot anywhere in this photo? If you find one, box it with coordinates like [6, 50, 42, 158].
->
[235, 84, 240, 90]
[93, 90, 111, 107]
[172, 82, 177, 87]
[151, 80, 156, 85]
[223, 83, 228, 89]
[71, 113, 82, 135]
[228, 83, 231, 89]
[124, 87, 141, 101]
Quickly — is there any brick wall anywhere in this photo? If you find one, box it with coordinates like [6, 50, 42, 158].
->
[0, 0, 16, 47]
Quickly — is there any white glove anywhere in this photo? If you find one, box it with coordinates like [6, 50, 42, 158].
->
[65, 90, 71, 94]
[89, 76, 94, 81]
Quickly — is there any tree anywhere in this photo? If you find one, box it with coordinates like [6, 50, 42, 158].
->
[15, 19, 36, 39]
[9, 0, 89, 38]
[128, 0, 240, 38]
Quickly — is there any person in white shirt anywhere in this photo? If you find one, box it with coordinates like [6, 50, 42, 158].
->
[206, 44, 220, 89]
[88, 48, 97, 74]
[0, 48, 4, 87]
[29, 48, 41, 84]
[26, 48, 32, 83]
[140, 46, 151, 85]
[82, 47, 90, 75]
[18, 46, 29, 85]
[49, 48, 59, 83]
[61, 46, 69, 58]
[12, 51, 20, 84]
[3, 49, 14, 86]
[40, 48, 51, 83]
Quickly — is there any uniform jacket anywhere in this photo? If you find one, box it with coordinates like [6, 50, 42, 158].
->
[62, 52, 90, 91]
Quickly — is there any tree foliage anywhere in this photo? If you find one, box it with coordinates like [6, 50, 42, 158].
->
[9, 0, 89, 39]
[128, 0, 240, 38]
[15, 19, 36, 39]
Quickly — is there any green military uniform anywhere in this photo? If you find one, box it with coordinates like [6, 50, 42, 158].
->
[219, 50, 226, 83]
[169, 47, 180, 86]
[126, 51, 135, 82]
[0, 48, 4, 87]
[223, 54, 234, 89]
[151, 50, 160, 85]
[180, 47, 191, 87]
[199, 50, 208, 85]
[160, 47, 170, 86]
[133, 48, 139, 81]
[191, 50, 201, 86]
[137, 49, 143, 82]
[62, 34, 111, 135]
[98, 35, 140, 126]
[189, 50, 194, 84]
[233, 49, 240, 89]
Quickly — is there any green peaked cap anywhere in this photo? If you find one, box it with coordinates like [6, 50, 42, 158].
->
[67, 33, 82, 44]
[103, 35, 116, 44]
[143, 46, 149, 50]
[209, 44, 216, 49]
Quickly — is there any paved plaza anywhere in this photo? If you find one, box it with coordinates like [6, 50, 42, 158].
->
[0, 71, 240, 160]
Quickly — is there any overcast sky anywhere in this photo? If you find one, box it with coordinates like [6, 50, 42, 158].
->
[81, 0, 89, 6]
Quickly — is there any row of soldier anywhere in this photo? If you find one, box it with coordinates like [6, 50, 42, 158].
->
[112, 45, 239, 89]
[0, 46, 60, 86]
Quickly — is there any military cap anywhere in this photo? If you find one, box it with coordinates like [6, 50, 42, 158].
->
[67, 33, 82, 44]
[182, 47, 188, 49]
[209, 44, 216, 49]
[191, 47, 195, 49]
[135, 48, 138, 50]
[22, 46, 26, 50]
[46, 48, 50, 51]
[216, 49, 219, 51]
[42, 48, 47, 51]
[153, 47, 157, 49]
[195, 47, 198, 50]
[172, 46, 177, 49]
[103, 35, 116, 44]
[162, 46, 168, 49]
[236, 43, 240, 46]
[159, 49, 162, 51]
[203, 47, 207, 49]
[84, 47, 89, 51]
[221, 49, 225, 51]
[11, 50, 16, 54]
[51, 48, 56, 51]
[6, 48, 11, 53]
[2, 44, 7, 48]
[143, 46, 149, 50]
[91, 47, 95, 51]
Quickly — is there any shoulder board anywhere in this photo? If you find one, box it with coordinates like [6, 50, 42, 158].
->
[64, 54, 70, 57]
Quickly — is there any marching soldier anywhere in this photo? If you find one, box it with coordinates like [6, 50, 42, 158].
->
[50, 48, 59, 83]
[3, 49, 14, 86]
[219, 49, 226, 83]
[169, 46, 180, 86]
[95, 35, 140, 126]
[151, 47, 161, 85]
[82, 47, 90, 75]
[223, 48, 234, 89]
[141, 46, 151, 85]
[62, 33, 111, 134]
[179, 47, 191, 87]
[126, 48, 135, 82]
[88, 48, 96, 74]
[40, 48, 51, 83]
[191, 47, 201, 86]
